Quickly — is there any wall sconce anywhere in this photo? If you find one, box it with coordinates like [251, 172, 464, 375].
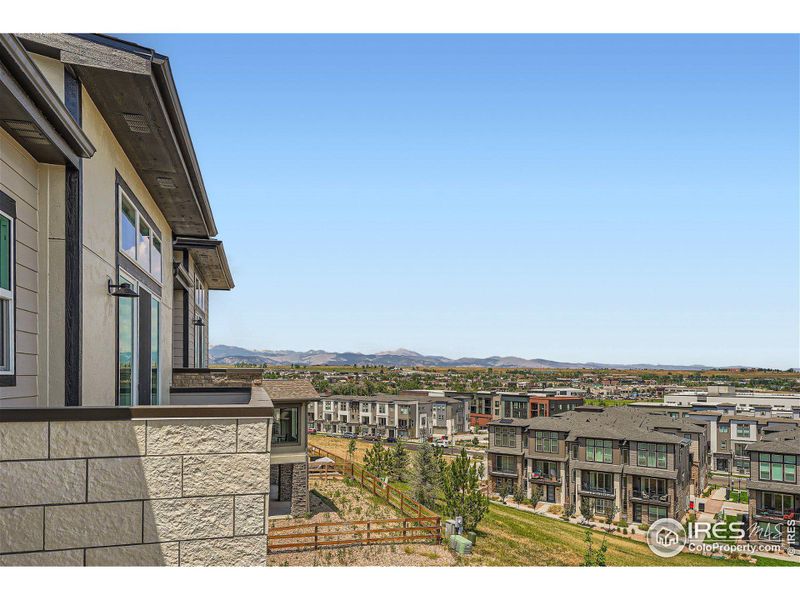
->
[108, 279, 139, 298]
[193, 317, 205, 327]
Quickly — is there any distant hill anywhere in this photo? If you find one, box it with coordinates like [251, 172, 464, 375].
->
[208, 345, 722, 370]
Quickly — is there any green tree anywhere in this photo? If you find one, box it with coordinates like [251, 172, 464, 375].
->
[582, 530, 608, 566]
[580, 497, 593, 523]
[390, 441, 410, 482]
[412, 441, 441, 509]
[513, 483, 526, 505]
[364, 442, 391, 480]
[346, 439, 357, 464]
[442, 449, 489, 531]
[530, 484, 542, 509]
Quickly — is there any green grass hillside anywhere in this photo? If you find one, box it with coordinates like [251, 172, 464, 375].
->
[462, 503, 754, 567]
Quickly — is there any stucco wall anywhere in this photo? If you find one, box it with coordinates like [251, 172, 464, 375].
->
[0, 415, 272, 566]
[79, 88, 174, 406]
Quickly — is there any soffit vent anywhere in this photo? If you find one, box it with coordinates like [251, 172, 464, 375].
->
[156, 177, 177, 189]
[4, 119, 50, 145]
[121, 113, 151, 134]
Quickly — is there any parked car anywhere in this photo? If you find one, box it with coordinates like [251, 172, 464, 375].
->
[342, 432, 356, 439]
[386, 436, 397, 444]
[433, 438, 450, 448]
[307, 427, 317, 435]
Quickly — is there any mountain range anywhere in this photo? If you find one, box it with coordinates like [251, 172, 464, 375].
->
[209, 345, 721, 370]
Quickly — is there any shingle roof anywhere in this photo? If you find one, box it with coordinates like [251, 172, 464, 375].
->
[746, 429, 800, 454]
[261, 380, 319, 401]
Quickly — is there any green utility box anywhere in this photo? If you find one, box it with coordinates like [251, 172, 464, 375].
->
[449, 534, 473, 555]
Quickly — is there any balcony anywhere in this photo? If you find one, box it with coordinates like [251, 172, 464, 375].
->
[580, 486, 615, 498]
[530, 471, 560, 484]
[632, 490, 670, 504]
[491, 467, 518, 477]
[755, 507, 799, 522]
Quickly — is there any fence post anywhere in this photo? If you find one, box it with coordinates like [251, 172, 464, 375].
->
[367, 521, 371, 542]
[435, 517, 441, 544]
[400, 495, 405, 514]
[403, 518, 407, 540]
[314, 524, 319, 551]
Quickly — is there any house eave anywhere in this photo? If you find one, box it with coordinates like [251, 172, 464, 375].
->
[0, 34, 95, 167]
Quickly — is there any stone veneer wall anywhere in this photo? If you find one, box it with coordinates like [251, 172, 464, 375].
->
[171, 369, 263, 389]
[0, 416, 271, 566]
[270, 461, 309, 517]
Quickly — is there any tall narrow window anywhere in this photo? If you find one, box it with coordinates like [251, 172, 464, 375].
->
[150, 296, 160, 405]
[137, 220, 151, 271]
[151, 237, 162, 281]
[120, 196, 137, 259]
[0, 207, 14, 377]
[118, 274, 136, 406]
[118, 187, 162, 282]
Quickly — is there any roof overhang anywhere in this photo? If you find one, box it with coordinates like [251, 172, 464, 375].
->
[17, 34, 218, 238]
[174, 236, 234, 290]
[0, 34, 95, 167]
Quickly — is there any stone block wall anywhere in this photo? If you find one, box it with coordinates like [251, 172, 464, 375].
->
[0, 416, 272, 566]
[171, 369, 263, 389]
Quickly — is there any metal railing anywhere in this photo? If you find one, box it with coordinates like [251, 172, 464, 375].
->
[580, 485, 615, 497]
[632, 490, 670, 503]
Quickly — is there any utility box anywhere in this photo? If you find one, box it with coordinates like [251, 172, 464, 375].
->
[449, 534, 473, 555]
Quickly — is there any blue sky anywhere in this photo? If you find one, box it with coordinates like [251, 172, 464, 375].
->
[126, 34, 799, 368]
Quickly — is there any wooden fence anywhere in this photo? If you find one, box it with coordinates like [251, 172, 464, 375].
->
[308, 442, 437, 519]
[268, 516, 441, 553]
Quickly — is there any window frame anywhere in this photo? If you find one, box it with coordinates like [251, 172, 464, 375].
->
[117, 185, 163, 284]
[586, 438, 613, 463]
[494, 426, 517, 448]
[758, 453, 797, 483]
[534, 430, 559, 454]
[272, 404, 302, 447]
[0, 199, 15, 383]
[637, 442, 668, 469]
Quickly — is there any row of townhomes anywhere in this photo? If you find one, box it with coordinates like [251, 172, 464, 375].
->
[0, 33, 316, 566]
[745, 428, 799, 545]
[307, 393, 470, 439]
[628, 385, 800, 477]
[487, 406, 705, 525]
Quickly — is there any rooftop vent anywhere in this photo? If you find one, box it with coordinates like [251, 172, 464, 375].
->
[4, 119, 49, 144]
[156, 177, 176, 189]
[121, 113, 151, 134]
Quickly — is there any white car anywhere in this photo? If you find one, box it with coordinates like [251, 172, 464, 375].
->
[433, 438, 450, 448]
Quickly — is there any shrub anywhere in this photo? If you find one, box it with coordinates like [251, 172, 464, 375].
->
[548, 504, 564, 515]
[638, 523, 649, 532]
[616, 518, 628, 528]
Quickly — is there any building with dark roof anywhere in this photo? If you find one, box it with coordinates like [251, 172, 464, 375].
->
[487, 406, 703, 525]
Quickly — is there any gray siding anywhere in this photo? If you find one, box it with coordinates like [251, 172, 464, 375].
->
[1, 129, 39, 406]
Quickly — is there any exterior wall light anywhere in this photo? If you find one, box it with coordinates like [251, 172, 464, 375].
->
[107, 279, 139, 298]
[193, 317, 205, 327]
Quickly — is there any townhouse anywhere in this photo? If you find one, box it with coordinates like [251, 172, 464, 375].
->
[745, 428, 799, 550]
[0, 33, 317, 566]
[466, 389, 585, 428]
[1, 33, 233, 409]
[308, 393, 470, 440]
[487, 406, 701, 525]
